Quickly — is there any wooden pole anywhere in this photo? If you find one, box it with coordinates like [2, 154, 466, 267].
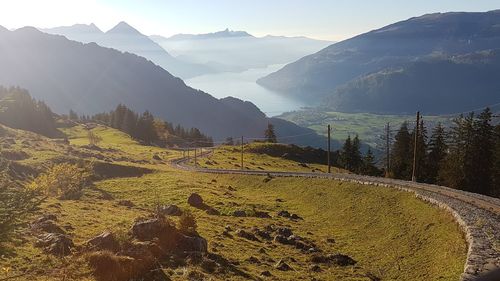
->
[241, 136, 244, 170]
[327, 124, 331, 173]
[411, 111, 420, 182]
[194, 147, 197, 167]
[386, 122, 390, 176]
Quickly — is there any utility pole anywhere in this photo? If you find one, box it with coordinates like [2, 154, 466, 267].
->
[411, 111, 420, 182]
[327, 124, 331, 173]
[194, 147, 197, 167]
[385, 122, 390, 176]
[241, 136, 244, 170]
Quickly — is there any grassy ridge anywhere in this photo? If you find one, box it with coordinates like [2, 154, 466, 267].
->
[0, 124, 466, 280]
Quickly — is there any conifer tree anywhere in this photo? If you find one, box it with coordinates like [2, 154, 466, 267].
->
[427, 123, 447, 184]
[390, 122, 412, 180]
[264, 123, 277, 143]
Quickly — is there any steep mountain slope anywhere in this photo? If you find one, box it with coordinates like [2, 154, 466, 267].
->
[0, 27, 323, 146]
[42, 22, 212, 78]
[323, 50, 500, 114]
[258, 10, 500, 105]
[151, 31, 332, 72]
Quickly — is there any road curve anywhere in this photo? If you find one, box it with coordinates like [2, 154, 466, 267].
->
[171, 155, 500, 281]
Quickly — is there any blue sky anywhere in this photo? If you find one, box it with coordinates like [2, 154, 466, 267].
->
[1, 0, 499, 40]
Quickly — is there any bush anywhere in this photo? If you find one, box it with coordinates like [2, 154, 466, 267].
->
[29, 163, 90, 200]
[178, 211, 197, 235]
[0, 174, 40, 243]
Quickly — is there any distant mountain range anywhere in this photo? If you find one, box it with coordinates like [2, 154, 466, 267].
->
[258, 10, 500, 114]
[41, 22, 213, 79]
[0, 26, 326, 147]
[150, 30, 332, 72]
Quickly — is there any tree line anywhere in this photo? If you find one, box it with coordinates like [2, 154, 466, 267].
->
[389, 108, 500, 197]
[73, 104, 213, 147]
[0, 87, 60, 138]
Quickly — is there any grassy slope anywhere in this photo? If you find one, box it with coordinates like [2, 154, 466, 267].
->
[0, 124, 466, 281]
[189, 142, 346, 173]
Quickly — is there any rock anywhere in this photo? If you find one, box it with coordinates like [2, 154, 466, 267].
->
[176, 234, 208, 254]
[232, 210, 247, 217]
[326, 238, 335, 243]
[310, 264, 322, 272]
[35, 233, 74, 256]
[274, 235, 290, 245]
[117, 200, 135, 208]
[31, 219, 66, 234]
[205, 207, 220, 216]
[158, 204, 182, 216]
[276, 227, 293, 237]
[247, 256, 260, 264]
[275, 259, 292, 271]
[290, 214, 302, 220]
[277, 210, 291, 218]
[188, 193, 204, 208]
[328, 254, 357, 266]
[235, 229, 259, 241]
[254, 211, 271, 218]
[311, 255, 330, 264]
[131, 218, 175, 241]
[86, 231, 120, 252]
[260, 270, 272, 277]
[254, 228, 272, 240]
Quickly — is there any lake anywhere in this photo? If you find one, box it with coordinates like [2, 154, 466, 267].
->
[185, 64, 305, 117]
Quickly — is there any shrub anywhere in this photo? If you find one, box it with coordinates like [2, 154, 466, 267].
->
[29, 163, 90, 200]
[178, 211, 197, 235]
[0, 172, 40, 243]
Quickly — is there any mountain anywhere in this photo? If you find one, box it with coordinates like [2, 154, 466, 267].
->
[0, 26, 326, 147]
[323, 50, 500, 114]
[165, 28, 253, 40]
[150, 32, 332, 72]
[258, 10, 500, 107]
[41, 22, 213, 79]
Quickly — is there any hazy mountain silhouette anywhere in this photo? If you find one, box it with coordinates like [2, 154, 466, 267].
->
[258, 10, 500, 112]
[0, 26, 326, 147]
[165, 28, 253, 40]
[151, 31, 332, 72]
[42, 22, 213, 78]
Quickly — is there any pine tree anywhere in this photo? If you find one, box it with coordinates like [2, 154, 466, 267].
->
[341, 135, 353, 170]
[351, 135, 363, 172]
[264, 123, 277, 143]
[390, 122, 412, 180]
[427, 123, 447, 184]
[468, 108, 494, 195]
[492, 124, 500, 197]
[361, 148, 381, 176]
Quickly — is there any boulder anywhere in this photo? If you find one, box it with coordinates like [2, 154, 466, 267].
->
[176, 234, 208, 254]
[232, 210, 247, 217]
[187, 193, 204, 208]
[86, 231, 120, 252]
[205, 207, 220, 216]
[260, 270, 272, 277]
[35, 233, 74, 256]
[277, 210, 291, 218]
[253, 228, 272, 240]
[254, 211, 271, 218]
[275, 259, 292, 271]
[329, 254, 357, 266]
[276, 227, 293, 237]
[158, 204, 182, 216]
[131, 218, 175, 241]
[31, 219, 66, 234]
[235, 229, 259, 242]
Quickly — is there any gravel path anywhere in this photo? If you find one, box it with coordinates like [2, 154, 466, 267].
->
[171, 156, 500, 280]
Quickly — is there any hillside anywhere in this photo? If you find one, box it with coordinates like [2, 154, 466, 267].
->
[42, 22, 213, 79]
[0, 123, 467, 281]
[323, 50, 500, 114]
[0, 27, 323, 146]
[258, 10, 500, 112]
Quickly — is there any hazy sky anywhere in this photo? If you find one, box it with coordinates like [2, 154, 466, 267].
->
[1, 0, 499, 40]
